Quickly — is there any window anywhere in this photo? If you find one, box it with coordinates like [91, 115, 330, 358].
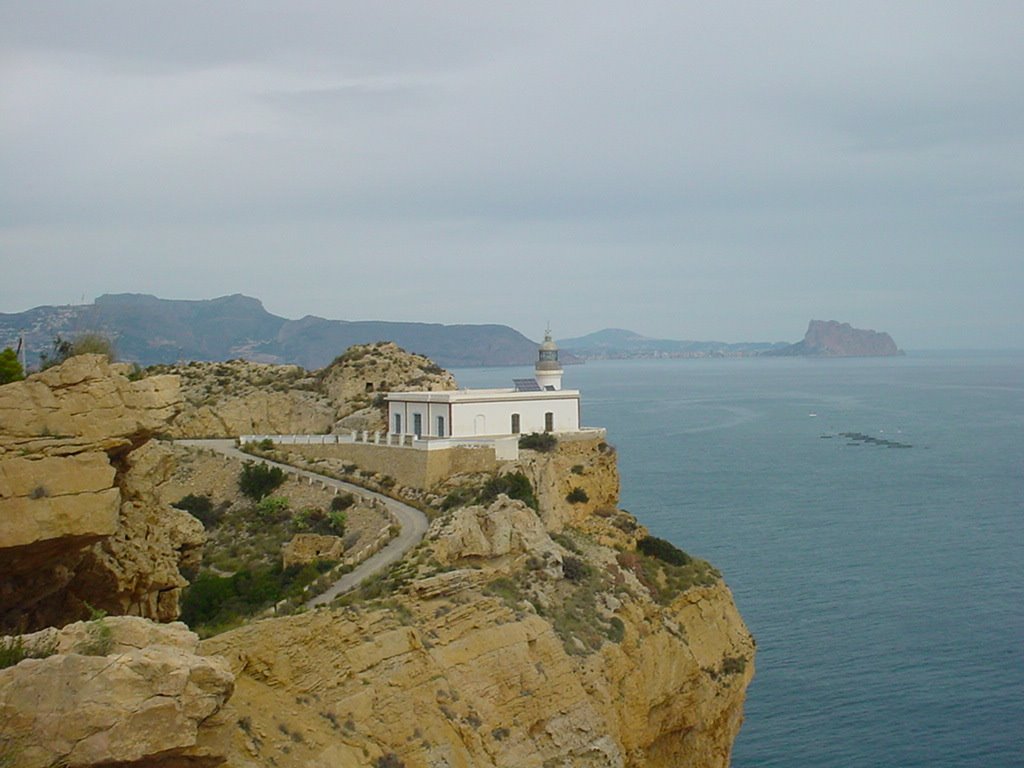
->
[394, 413, 401, 433]
[545, 412, 554, 432]
[511, 413, 520, 434]
[437, 416, 445, 437]
[413, 413, 423, 437]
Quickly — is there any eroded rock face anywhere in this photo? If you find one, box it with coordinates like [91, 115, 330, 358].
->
[513, 434, 622, 536]
[0, 617, 234, 768]
[201, 582, 752, 768]
[430, 495, 563, 575]
[319, 341, 456, 408]
[200, 475, 754, 768]
[0, 355, 202, 631]
[164, 342, 457, 437]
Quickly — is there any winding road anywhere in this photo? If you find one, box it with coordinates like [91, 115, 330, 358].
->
[175, 439, 430, 608]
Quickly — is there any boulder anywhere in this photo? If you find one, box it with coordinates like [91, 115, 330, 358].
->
[0, 617, 233, 768]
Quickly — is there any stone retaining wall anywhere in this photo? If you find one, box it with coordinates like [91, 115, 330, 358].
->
[285, 442, 498, 489]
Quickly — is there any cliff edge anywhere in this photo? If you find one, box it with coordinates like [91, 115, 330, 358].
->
[201, 436, 755, 768]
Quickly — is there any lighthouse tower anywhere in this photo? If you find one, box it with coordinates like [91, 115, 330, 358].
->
[534, 328, 563, 391]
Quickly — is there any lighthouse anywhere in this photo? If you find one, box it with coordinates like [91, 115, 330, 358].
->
[534, 328, 563, 391]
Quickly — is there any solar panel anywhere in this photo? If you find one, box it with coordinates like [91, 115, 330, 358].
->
[513, 378, 542, 392]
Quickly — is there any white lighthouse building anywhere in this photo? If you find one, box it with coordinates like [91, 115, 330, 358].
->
[386, 331, 581, 439]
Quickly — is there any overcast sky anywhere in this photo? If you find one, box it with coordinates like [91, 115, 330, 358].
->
[1, 2, 1021, 348]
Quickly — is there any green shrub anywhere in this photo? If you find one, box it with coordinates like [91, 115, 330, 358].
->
[258, 438, 275, 450]
[518, 432, 557, 452]
[566, 486, 589, 504]
[173, 494, 221, 528]
[637, 535, 691, 566]
[0, 635, 56, 669]
[331, 493, 355, 511]
[571, 464, 584, 475]
[181, 561, 336, 631]
[239, 461, 285, 500]
[76, 605, 113, 656]
[0, 347, 24, 384]
[479, 472, 537, 510]
[441, 485, 477, 511]
[256, 495, 290, 520]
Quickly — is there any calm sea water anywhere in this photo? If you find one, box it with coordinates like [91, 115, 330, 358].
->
[454, 354, 1024, 767]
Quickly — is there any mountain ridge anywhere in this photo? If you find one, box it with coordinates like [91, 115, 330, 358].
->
[0, 293, 547, 369]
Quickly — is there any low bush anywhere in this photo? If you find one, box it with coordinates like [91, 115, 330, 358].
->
[256, 495, 290, 521]
[238, 461, 285, 501]
[181, 560, 336, 631]
[562, 555, 590, 582]
[331, 493, 354, 512]
[0, 635, 56, 669]
[173, 494, 221, 528]
[637, 535, 691, 566]
[478, 472, 537, 510]
[566, 486, 589, 504]
[518, 432, 557, 452]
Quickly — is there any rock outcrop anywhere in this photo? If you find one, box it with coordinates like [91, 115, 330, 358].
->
[201, 535, 752, 768]
[163, 342, 456, 438]
[0, 355, 203, 632]
[513, 433, 622, 534]
[200, 438, 754, 768]
[0, 616, 234, 768]
[768, 320, 902, 357]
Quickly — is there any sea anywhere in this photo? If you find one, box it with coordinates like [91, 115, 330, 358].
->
[453, 352, 1024, 767]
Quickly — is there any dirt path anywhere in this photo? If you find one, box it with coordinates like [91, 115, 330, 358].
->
[175, 439, 430, 608]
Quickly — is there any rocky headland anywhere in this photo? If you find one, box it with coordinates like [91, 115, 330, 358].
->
[160, 341, 456, 438]
[1, 346, 754, 767]
[768, 319, 902, 357]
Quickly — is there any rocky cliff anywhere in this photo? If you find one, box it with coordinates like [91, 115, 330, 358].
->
[1, 349, 754, 767]
[200, 442, 754, 767]
[163, 341, 455, 438]
[0, 355, 204, 632]
[768, 319, 901, 357]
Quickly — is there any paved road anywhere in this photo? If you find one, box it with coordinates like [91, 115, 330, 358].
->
[175, 439, 430, 608]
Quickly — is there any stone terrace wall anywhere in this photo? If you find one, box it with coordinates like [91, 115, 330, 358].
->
[286, 442, 498, 489]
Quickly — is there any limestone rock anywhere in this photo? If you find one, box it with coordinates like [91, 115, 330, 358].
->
[162, 344, 456, 437]
[430, 495, 562, 573]
[319, 341, 456, 413]
[282, 533, 346, 569]
[0, 355, 199, 631]
[200, 579, 752, 768]
[0, 617, 234, 768]
[513, 434, 622, 535]
[0, 354, 181, 439]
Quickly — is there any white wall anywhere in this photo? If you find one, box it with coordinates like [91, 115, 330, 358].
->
[389, 395, 580, 437]
[451, 396, 578, 436]
[388, 400, 451, 437]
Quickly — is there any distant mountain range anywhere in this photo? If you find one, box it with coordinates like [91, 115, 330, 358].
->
[558, 328, 788, 359]
[0, 295, 902, 369]
[0, 294, 547, 369]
